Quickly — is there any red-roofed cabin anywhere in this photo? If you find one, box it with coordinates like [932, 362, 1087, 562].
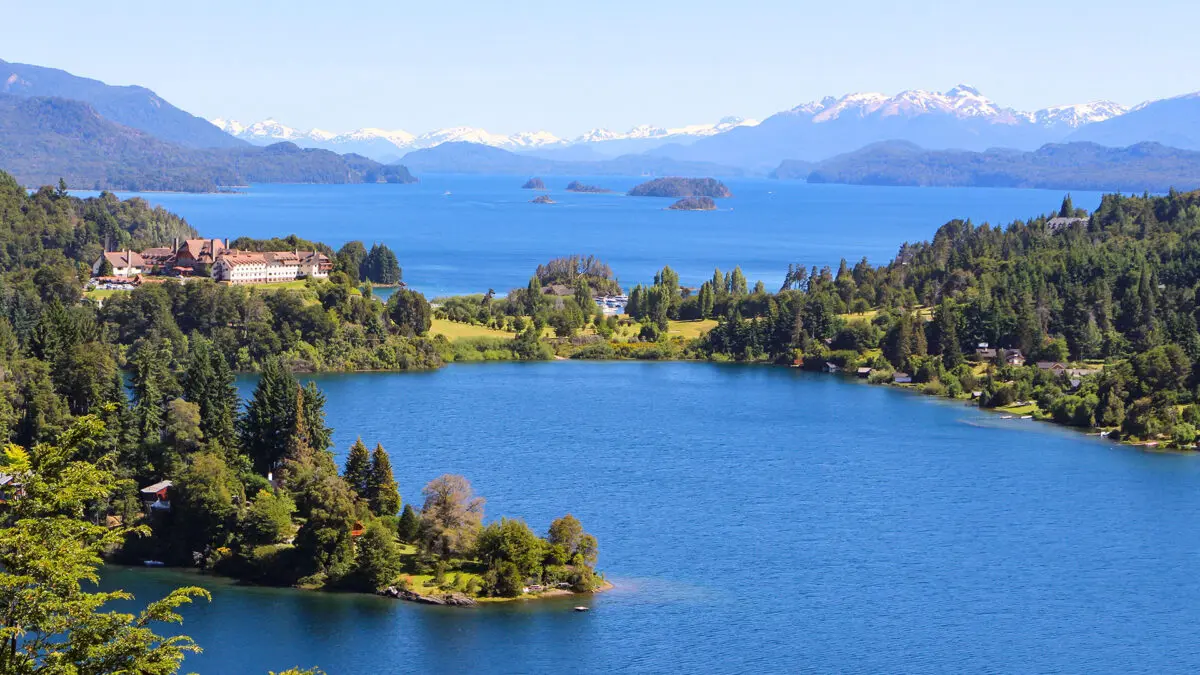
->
[351, 521, 366, 537]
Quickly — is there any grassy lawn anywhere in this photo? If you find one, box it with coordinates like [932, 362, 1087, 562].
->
[840, 309, 879, 322]
[394, 542, 487, 594]
[667, 319, 718, 339]
[997, 402, 1040, 416]
[430, 318, 514, 339]
[84, 288, 126, 301]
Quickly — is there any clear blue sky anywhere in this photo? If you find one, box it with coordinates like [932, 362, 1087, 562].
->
[2, 0, 1198, 136]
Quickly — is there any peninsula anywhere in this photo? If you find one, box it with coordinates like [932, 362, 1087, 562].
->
[628, 177, 732, 198]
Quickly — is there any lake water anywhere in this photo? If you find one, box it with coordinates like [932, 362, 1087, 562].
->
[108, 177, 1104, 297]
[107, 362, 1200, 674]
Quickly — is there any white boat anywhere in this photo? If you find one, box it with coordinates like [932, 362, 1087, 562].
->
[573, 606, 589, 612]
[1020, 415, 1033, 419]
[143, 560, 165, 567]
[1000, 415, 1014, 419]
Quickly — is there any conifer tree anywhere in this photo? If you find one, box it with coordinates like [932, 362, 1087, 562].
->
[343, 437, 371, 497]
[367, 443, 401, 516]
[240, 357, 299, 475]
[1059, 194, 1074, 218]
[397, 503, 421, 542]
[130, 339, 177, 448]
[573, 278, 595, 319]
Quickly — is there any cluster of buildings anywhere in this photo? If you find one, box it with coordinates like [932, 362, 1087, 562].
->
[91, 238, 332, 286]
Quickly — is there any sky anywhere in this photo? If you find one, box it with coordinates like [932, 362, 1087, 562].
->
[2, 0, 1199, 137]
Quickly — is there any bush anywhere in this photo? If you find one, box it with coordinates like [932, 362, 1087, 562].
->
[1172, 423, 1197, 448]
[571, 343, 616, 360]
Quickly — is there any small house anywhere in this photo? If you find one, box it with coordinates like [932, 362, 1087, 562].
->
[975, 342, 997, 360]
[1003, 350, 1025, 366]
[893, 372, 912, 384]
[1036, 361, 1067, 374]
[856, 367, 872, 378]
[824, 362, 840, 373]
[140, 480, 173, 511]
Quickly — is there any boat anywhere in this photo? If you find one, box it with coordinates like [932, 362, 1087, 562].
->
[1000, 415, 1014, 419]
[1020, 415, 1033, 419]
[573, 606, 589, 612]
[143, 560, 165, 567]
[443, 190, 452, 196]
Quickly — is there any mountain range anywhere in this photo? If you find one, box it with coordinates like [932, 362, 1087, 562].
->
[214, 85, 1189, 171]
[395, 141, 744, 177]
[781, 140, 1200, 193]
[210, 116, 760, 164]
[0, 57, 416, 191]
[7, 54, 1200, 191]
[1, 58, 244, 149]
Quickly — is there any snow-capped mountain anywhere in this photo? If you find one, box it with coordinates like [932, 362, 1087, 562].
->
[783, 85, 1125, 127]
[574, 117, 758, 144]
[210, 115, 758, 162]
[656, 85, 1132, 170]
[208, 87, 1141, 170]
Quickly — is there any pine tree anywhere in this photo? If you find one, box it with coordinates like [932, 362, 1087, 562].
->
[1059, 194, 1074, 218]
[397, 504, 420, 542]
[239, 357, 299, 475]
[366, 443, 401, 516]
[573, 278, 595, 319]
[300, 382, 333, 453]
[728, 266, 748, 297]
[343, 437, 371, 497]
[130, 339, 176, 448]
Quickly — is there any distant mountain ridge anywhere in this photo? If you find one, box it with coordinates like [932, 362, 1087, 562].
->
[210, 116, 760, 163]
[0, 94, 414, 192]
[1, 58, 245, 148]
[396, 141, 745, 177]
[213, 85, 1139, 169]
[791, 140, 1200, 192]
[652, 85, 1130, 171]
[1067, 93, 1200, 150]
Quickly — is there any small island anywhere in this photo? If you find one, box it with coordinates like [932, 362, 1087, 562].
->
[531, 194, 556, 204]
[628, 177, 732, 198]
[668, 196, 717, 211]
[521, 177, 546, 190]
[566, 181, 613, 193]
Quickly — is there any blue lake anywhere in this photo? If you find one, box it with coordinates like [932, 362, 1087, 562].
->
[103, 177, 1104, 297]
[109, 362, 1200, 674]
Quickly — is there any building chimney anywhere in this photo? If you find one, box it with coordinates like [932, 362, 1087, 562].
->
[173, 237, 179, 253]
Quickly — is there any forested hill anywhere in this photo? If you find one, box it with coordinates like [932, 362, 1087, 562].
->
[692, 189, 1200, 442]
[792, 140, 1200, 192]
[1, 57, 244, 149]
[0, 94, 416, 192]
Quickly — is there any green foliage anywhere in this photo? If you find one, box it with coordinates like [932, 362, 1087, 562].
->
[0, 417, 209, 673]
[361, 243, 402, 285]
[397, 503, 421, 542]
[347, 520, 404, 592]
[366, 443, 402, 516]
[243, 489, 297, 547]
[343, 437, 371, 497]
[387, 289, 432, 336]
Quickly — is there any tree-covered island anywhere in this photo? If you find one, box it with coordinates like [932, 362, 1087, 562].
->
[628, 177, 732, 198]
[565, 180, 613, 193]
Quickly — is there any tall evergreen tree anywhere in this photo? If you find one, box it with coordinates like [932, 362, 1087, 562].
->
[343, 437, 371, 497]
[130, 339, 177, 448]
[239, 357, 298, 475]
[366, 443, 401, 516]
